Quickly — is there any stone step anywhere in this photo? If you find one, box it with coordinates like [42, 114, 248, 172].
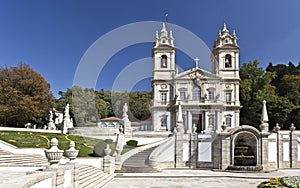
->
[0, 162, 48, 167]
[79, 171, 104, 187]
[0, 156, 46, 160]
[79, 166, 100, 180]
[78, 165, 114, 188]
[119, 146, 158, 173]
[91, 173, 115, 188]
[118, 166, 160, 173]
[0, 152, 48, 167]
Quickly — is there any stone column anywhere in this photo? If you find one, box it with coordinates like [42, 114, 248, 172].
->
[260, 132, 271, 171]
[187, 111, 192, 133]
[289, 124, 297, 168]
[103, 144, 115, 174]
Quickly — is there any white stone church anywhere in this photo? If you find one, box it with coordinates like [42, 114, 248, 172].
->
[146, 23, 300, 171]
[151, 23, 240, 133]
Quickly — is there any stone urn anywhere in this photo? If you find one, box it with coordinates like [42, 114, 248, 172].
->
[274, 123, 281, 132]
[115, 145, 122, 157]
[290, 123, 296, 132]
[104, 144, 111, 156]
[221, 122, 227, 131]
[66, 141, 79, 160]
[44, 138, 64, 165]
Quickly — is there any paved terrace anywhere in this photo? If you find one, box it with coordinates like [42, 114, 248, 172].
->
[104, 169, 300, 188]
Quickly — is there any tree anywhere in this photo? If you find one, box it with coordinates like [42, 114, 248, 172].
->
[0, 63, 54, 127]
[239, 60, 294, 129]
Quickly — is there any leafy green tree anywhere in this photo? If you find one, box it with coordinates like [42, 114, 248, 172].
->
[129, 91, 152, 120]
[239, 60, 294, 129]
[0, 63, 54, 127]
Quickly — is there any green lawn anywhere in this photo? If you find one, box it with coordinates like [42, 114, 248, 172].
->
[0, 131, 116, 157]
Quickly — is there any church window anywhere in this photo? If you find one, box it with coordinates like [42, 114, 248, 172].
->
[225, 116, 232, 126]
[208, 115, 214, 126]
[225, 54, 232, 68]
[161, 55, 167, 68]
[192, 87, 201, 101]
[160, 114, 168, 127]
[161, 92, 167, 104]
[226, 92, 232, 104]
[180, 91, 186, 100]
[208, 90, 215, 100]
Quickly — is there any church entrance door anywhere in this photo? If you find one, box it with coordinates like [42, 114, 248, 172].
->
[192, 114, 203, 133]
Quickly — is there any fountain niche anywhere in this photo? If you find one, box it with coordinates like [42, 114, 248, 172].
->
[234, 138, 256, 166]
[227, 132, 262, 171]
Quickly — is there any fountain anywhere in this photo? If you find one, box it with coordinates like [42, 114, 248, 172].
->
[227, 133, 262, 171]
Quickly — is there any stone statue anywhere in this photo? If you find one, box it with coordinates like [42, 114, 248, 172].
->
[49, 110, 53, 120]
[65, 104, 70, 117]
[62, 103, 73, 133]
[123, 103, 128, 114]
[122, 103, 132, 138]
[48, 110, 56, 130]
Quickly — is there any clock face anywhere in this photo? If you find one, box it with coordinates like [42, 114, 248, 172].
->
[161, 84, 167, 89]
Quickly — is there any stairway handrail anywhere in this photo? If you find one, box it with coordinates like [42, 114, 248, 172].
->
[120, 138, 169, 164]
[148, 136, 175, 166]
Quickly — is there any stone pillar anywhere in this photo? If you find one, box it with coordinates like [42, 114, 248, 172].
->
[72, 163, 80, 188]
[187, 111, 192, 134]
[44, 165, 73, 188]
[260, 132, 271, 171]
[274, 123, 281, 169]
[103, 144, 115, 174]
[216, 132, 231, 170]
[114, 145, 122, 170]
[190, 133, 198, 168]
[289, 124, 297, 168]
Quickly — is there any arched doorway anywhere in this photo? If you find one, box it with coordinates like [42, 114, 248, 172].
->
[233, 132, 257, 166]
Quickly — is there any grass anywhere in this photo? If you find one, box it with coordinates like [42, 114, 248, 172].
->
[0, 131, 124, 157]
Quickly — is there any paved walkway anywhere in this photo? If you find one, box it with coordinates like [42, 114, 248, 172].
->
[103, 169, 300, 188]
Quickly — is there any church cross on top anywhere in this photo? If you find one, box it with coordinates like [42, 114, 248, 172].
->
[194, 57, 200, 68]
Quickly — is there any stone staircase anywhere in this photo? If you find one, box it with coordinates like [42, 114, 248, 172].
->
[119, 146, 159, 173]
[78, 165, 114, 188]
[0, 148, 48, 167]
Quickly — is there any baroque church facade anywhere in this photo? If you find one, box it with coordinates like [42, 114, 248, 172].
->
[151, 23, 240, 133]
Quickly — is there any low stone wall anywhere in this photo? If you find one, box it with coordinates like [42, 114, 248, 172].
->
[0, 140, 46, 157]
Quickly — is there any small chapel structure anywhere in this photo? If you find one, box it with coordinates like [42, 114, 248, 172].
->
[151, 23, 240, 133]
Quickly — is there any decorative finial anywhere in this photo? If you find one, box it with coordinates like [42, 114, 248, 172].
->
[260, 100, 269, 132]
[233, 29, 236, 36]
[165, 13, 168, 23]
[290, 123, 296, 132]
[156, 31, 159, 38]
[222, 22, 229, 33]
[223, 22, 227, 30]
[194, 57, 200, 68]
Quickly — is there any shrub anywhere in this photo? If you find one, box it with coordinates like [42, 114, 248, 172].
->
[104, 139, 113, 144]
[126, 140, 138, 147]
[93, 141, 107, 157]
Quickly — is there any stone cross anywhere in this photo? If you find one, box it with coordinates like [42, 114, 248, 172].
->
[194, 57, 200, 68]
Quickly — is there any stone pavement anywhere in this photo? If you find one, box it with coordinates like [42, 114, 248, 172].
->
[103, 169, 300, 188]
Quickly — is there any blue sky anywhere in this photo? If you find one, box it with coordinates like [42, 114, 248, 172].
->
[0, 0, 299, 98]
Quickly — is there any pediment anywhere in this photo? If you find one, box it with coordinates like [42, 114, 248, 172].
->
[175, 68, 220, 80]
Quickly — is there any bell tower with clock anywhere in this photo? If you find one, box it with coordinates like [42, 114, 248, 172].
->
[151, 23, 176, 131]
[152, 23, 176, 80]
